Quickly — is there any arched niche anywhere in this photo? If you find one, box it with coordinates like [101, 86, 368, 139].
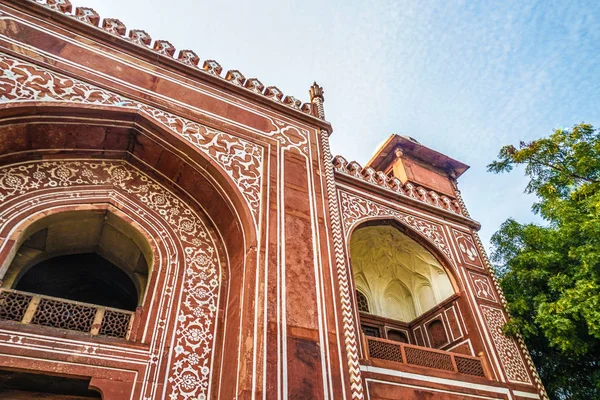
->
[349, 222, 456, 323]
[382, 280, 416, 321]
[1, 209, 152, 310]
[0, 103, 260, 400]
[387, 329, 409, 343]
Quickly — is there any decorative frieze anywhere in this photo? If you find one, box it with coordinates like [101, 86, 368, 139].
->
[338, 190, 453, 260]
[29, 0, 315, 114]
[0, 54, 263, 224]
[333, 155, 464, 216]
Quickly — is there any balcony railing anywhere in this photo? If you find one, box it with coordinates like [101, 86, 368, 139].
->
[363, 334, 491, 379]
[0, 288, 134, 339]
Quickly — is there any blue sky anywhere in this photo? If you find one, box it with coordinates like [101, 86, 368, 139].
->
[70, 0, 600, 251]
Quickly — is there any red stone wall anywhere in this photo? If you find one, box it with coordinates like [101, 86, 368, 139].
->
[0, 1, 546, 399]
[336, 182, 544, 398]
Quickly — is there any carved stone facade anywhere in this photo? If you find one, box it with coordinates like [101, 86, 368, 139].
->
[0, 1, 546, 399]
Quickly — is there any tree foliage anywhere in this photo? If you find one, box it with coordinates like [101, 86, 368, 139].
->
[488, 123, 600, 399]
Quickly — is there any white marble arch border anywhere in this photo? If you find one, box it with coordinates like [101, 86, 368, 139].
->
[336, 187, 466, 362]
[0, 158, 228, 400]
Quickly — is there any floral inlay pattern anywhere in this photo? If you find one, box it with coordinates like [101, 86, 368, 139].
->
[0, 159, 221, 399]
[338, 190, 453, 260]
[0, 54, 263, 224]
[481, 305, 531, 384]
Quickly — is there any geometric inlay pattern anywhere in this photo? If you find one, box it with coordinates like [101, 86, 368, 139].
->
[320, 130, 364, 399]
[481, 305, 531, 384]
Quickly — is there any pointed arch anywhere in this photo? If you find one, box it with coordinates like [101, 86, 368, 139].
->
[0, 102, 261, 399]
[348, 221, 457, 322]
[383, 279, 416, 321]
[355, 290, 370, 313]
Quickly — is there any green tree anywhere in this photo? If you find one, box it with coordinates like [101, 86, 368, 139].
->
[488, 123, 600, 400]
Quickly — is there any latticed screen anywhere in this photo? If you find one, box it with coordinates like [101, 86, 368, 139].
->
[99, 310, 132, 338]
[0, 288, 134, 340]
[356, 290, 369, 313]
[367, 338, 403, 363]
[455, 355, 486, 377]
[364, 333, 487, 378]
[0, 291, 32, 322]
[404, 346, 454, 371]
[31, 298, 96, 333]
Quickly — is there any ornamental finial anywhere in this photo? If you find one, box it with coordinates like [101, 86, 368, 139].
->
[309, 81, 324, 102]
[309, 82, 325, 119]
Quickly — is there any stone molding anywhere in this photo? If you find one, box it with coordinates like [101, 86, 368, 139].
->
[0, 54, 263, 226]
[333, 155, 464, 216]
[27, 0, 315, 116]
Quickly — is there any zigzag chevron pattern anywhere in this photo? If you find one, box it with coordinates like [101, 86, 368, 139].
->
[320, 130, 364, 399]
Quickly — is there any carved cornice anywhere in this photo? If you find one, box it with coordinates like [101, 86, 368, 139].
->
[4, 0, 332, 129]
[333, 156, 480, 228]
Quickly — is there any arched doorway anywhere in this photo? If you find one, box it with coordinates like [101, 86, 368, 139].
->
[0, 103, 258, 399]
[0, 155, 250, 399]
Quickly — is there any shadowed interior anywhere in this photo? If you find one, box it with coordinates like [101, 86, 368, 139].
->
[15, 253, 138, 311]
[0, 369, 101, 398]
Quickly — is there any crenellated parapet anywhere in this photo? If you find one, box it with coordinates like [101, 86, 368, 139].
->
[31, 0, 315, 117]
[332, 155, 464, 216]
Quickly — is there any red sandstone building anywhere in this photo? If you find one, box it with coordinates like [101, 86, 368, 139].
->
[0, 1, 548, 399]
